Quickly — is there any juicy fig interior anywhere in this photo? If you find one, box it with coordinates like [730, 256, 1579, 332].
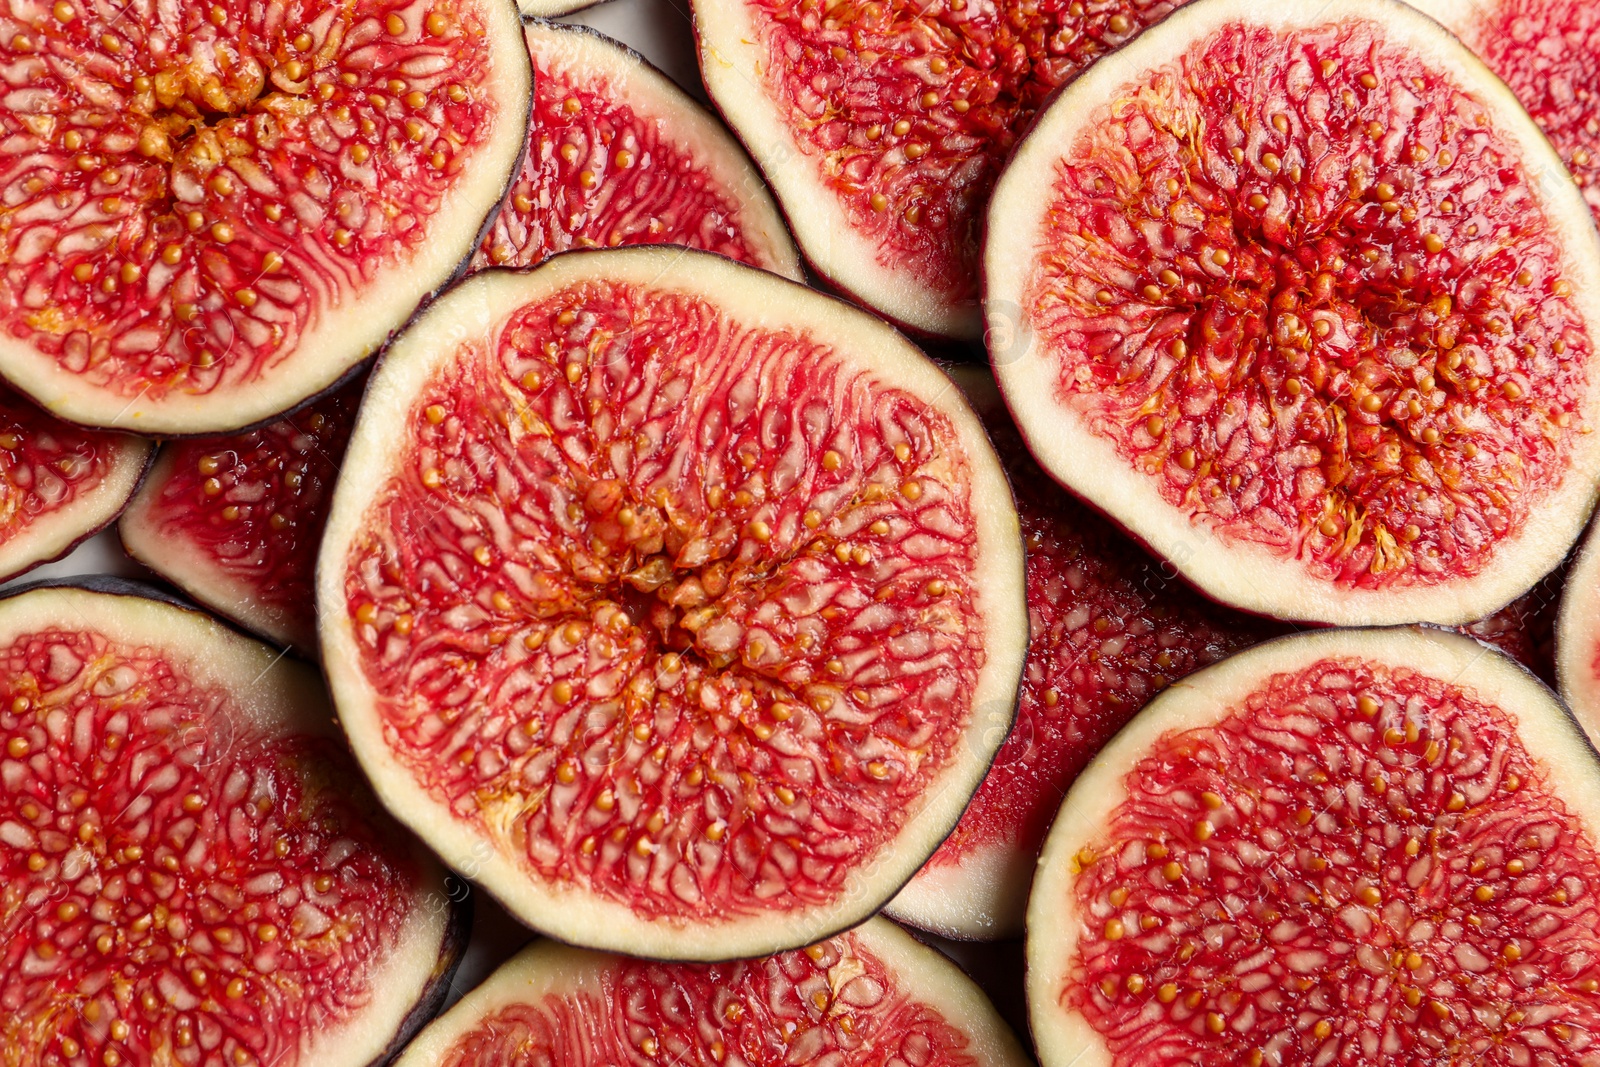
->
[0, 0, 528, 432]
[0, 586, 453, 1067]
[120, 377, 362, 651]
[694, 0, 1184, 337]
[1029, 628, 1600, 1067]
[989, 0, 1600, 624]
[319, 249, 1025, 959]
[473, 22, 799, 279]
[0, 385, 149, 582]
[394, 918, 1029, 1067]
[1410, 0, 1600, 224]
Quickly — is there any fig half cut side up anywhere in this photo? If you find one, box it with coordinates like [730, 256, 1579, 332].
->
[987, 0, 1600, 627]
[0, 388, 151, 584]
[392, 917, 1031, 1067]
[318, 246, 1027, 961]
[691, 0, 1188, 340]
[1029, 625, 1600, 1067]
[0, 580, 467, 1067]
[473, 19, 803, 281]
[0, 0, 531, 435]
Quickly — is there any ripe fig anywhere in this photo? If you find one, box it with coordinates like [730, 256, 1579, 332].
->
[986, 0, 1600, 626]
[0, 0, 531, 435]
[0, 580, 465, 1066]
[120, 18, 810, 654]
[119, 378, 362, 652]
[474, 21, 801, 280]
[0, 389, 150, 583]
[1557, 524, 1600, 734]
[391, 918, 1029, 1067]
[318, 247, 1027, 960]
[1409, 0, 1600, 223]
[888, 366, 1285, 940]
[1030, 626, 1600, 1067]
[691, 0, 1184, 339]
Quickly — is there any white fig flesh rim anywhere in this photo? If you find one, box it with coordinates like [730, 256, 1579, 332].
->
[1557, 519, 1600, 740]
[318, 246, 1027, 960]
[118, 446, 304, 651]
[0, 0, 531, 436]
[392, 917, 1031, 1067]
[885, 840, 1033, 941]
[0, 584, 453, 1067]
[1400, 0, 1496, 44]
[692, 0, 981, 340]
[519, 0, 601, 16]
[1026, 626, 1600, 1067]
[985, 0, 1600, 627]
[520, 20, 805, 283]
[0, 435, 150, 583]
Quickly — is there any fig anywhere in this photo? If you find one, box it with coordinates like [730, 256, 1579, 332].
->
[391, 917, 1029, 1067]
[118, 378, 362, 652]
[691, 0, 1184, 339]
[0, 580, 465, 1066]
[0, 0, 531, 435]
[474, 21, 801, 280]
[1029, 626, 1600, 1067]
[1557, 525, 1600, 733]
[986, 0, 1600, 626]
[887, 366, 1285, 941]
[318, 247, 1027, 960]
[0, 388, 150, 583]
[1408, 0, 1600, 223]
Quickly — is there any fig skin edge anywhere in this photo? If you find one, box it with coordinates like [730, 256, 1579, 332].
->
[982, 0, 1600, 628]
[0, 576, 472, 1067]
[316, 245, 1029, 963]
[388, 917, 1032, 1067]
[1026, 624, 1600, 1067]
[0, 0, 534, 439]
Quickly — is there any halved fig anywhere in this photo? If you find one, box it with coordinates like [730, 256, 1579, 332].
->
[392, 917, 1029, 1067]
[519, 0, 601, 16]
[119, 378, 362, 652]
[318, 247, 1027, 960]
[692, 0, 1185, 339]
[887, 366, 1284, 941]
[1029, 626, 1600, 1067]
[0, 581, 464, 1066]
[0, 388, 150, 582]
[1408, 0, 1600, 223]
[474, 21, 800, 280]
[0, 0, 530, 435]
[986, 0, 1600, 626]
[1557, 524, 1600, 732]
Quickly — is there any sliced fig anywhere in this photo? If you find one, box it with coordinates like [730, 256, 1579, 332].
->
[887, 366, 1284, 941]
[0, 581, 464, 1066]
[1466, 564, 1564, 685]
[0, 388, 150, 582]
[692, 0, 1185, 339]
[118, 377, 362, 652]
[474, 21, 800, 280]
[0, 0, 530, 435]
[1409, 0, 1600, 223]
[519, 0, 601, 16]
[1028, 626, 1600, 1067]
[318, 247, 1027, 960]
[986, 0, 1600, 626]
[392, 917, 1028, 1067]
[1557, 524, 1600, 732]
